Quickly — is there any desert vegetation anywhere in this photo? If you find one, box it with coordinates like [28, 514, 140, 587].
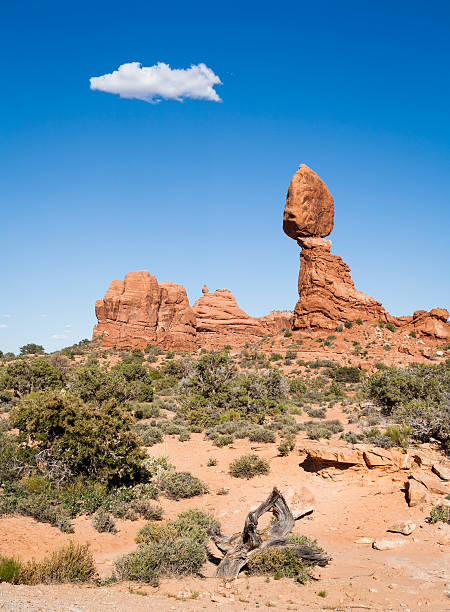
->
[0, 339, 448, 596]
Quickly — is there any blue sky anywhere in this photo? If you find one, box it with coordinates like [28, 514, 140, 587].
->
[1, 0, 449, 354]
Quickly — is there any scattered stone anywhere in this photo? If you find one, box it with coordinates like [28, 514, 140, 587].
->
[432, 464, 450, 482]
[387, 520, 417, 536]
[410, 472, 449, 496]
[406, 479, 430, 507]
[355, 537, 373, 544]
[372, 538, 407, 551]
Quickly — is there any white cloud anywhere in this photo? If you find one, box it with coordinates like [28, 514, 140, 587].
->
[40, 314, 48, 318]
[51, 334, 68, 339]
[0, 324, 7, 328]
[65, 324, 72, 328]
[2, 314, 13, 318]
[90, 62, 222, 103]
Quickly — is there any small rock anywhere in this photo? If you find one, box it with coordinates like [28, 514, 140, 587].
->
[355, 537, 373, 544]
[406, 478, 430, 507]
[432, 464, 450, 482]
[388, 520, 417, 536]
[372, 537, 407, 551]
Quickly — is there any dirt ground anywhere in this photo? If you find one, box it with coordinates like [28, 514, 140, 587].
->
[1, 429, 449, 612]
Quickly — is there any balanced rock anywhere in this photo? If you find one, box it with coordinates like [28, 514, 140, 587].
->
[283, 164, 334, 240]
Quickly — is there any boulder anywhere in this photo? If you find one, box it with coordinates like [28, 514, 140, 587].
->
[405, 479, 430, 507]
[300, 445, 365, 469]
[387, 520, 416, 536]
[283, 164, 334, 239]
[410, 473, 449, 496]
[432, 464, 450, 482]
[363, 448, 412, 470]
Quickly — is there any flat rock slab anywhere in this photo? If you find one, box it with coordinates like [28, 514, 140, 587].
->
[432, 464, 450, 482]
[372, 538, 407, 551]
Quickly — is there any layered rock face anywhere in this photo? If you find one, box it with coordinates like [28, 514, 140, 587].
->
[93, 274, 293, 350]
[284, 164, 449, 337]
[192, 286, 293, 349]
[93, 271, 197, 350]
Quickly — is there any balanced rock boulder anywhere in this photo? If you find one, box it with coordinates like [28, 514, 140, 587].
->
[283, 164, 334, 240]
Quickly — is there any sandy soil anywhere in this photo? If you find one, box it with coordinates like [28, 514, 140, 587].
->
[1, 429, 449, 612]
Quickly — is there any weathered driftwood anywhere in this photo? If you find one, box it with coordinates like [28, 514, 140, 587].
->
[209, 487, 331, 579]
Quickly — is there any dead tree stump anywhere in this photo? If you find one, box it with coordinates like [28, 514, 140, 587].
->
[209, 487, 331, 579]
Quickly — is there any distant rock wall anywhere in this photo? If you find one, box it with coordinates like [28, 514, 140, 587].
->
[93, 273, 293, 350]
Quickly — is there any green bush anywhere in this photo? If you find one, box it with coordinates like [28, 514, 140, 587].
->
[134, 424, 163, 447]
[306, 407, 326, 419]
[213, 433, 235, 447]
[12, 390, 145, 485]
[335, 324, 344, 332]
[386, 322, 396, 332]
[331, 366, 361, 383]
[0, 556, 22, 583]
[248, 428, 276, 443]
[1, 359, 63, 396]
[159, 471, 208, 499]
[229, 454, 270, 479]
[409, 330, 417, 338]
[131, 499, 163, 521]
[116, 508, 219, 585]
[278, 435, 295, 456]
[303, 420, 344, 440]
[207, 457, 217, 467]
[344, 321, 353, 329]
[248, 547, 310, 583]
[16, 494, 74, 533]
[429, 505, 449, 524]
[91, 509, 117, 534]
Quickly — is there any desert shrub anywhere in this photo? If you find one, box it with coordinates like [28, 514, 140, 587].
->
[302, 420, 344, 440]
[134, 404, 160, 420]
[0, 556, 22, 583]
[367, 362, 448, 414]
[1, 359, 63, 396]
[429, 505, 449, 524]
[355, 318, 363, 325]
[213, 433, 235, 447]
[92, 509, 117, 534]
[306, 407, 326, 419]
[335, 324, 343, 332]
[178, 430, 191, 442]
[278, 435, 295, 456]
[229, 454, 270, 479]
[11, 390, 145, 485]
[344, 321, 353, 329]
[269, 354, 283, 361]
[16, 494, 74, 533]
[248, 547, 310, 583]
[409, 330, 417, 338]
[248, 427, 276, 443]
[386, 322, 396, 332]
[134, 423, 163, 446]
[131, 499, 163, 521]
[18, 542, 95, 585]
[392, 397, 449, 451]
[290, 378, 307, 396]
[116, 508, 218, 585]
[109, 501, 138, 521]
[341, 431, 362, 445]
[207, 457, 217, 467]
[330, 365, 361, 383]
[159, 471, 208, 499]
[115, 537, 205, 585]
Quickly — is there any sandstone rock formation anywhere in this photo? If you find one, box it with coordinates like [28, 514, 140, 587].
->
[93, 273, 293, 350]
[283, 164, 334, 239]
[93, 271, 197, 350]
[284, 164, 450, 338]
